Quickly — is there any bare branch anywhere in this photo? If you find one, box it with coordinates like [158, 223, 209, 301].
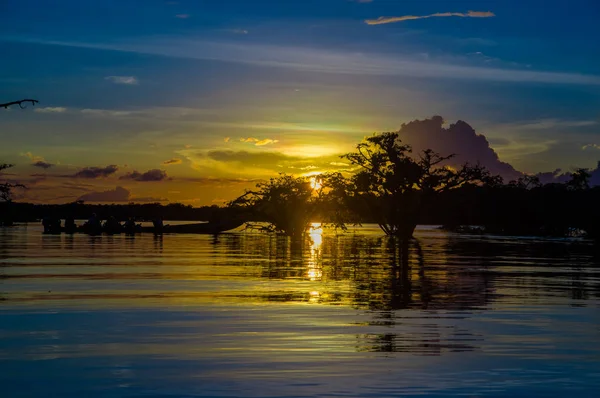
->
[1, 99, 39, 110]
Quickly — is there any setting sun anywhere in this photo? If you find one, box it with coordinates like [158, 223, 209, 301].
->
[310, 176, 322, 190]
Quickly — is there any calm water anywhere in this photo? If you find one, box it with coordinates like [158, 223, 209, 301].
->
[1, 224, 600, 397]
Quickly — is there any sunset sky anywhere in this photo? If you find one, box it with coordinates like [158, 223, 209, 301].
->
[1, 0, 599, 205]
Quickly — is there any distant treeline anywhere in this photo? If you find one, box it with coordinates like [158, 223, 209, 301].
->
[0, 202, 229, 223]
[2, 182, 600, 239]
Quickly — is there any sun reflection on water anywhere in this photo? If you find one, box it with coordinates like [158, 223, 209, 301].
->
[307, 223, 323, 282]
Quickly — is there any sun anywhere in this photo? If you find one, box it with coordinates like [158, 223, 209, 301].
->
[310, 176, 322, 191]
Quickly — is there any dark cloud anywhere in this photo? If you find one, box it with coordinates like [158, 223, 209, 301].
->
[397, 116, 522, 181]
[120, 169, 168, 182]
[162, 158, 182, 166]
[72, 165, 119, 179]
[32, 160, 54, 169]
[77, 186, 130, 202]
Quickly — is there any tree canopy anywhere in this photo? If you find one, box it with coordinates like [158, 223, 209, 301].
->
[341, 132, 493, 239]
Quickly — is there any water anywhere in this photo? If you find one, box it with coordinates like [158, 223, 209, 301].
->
[1, 224, 600, 397]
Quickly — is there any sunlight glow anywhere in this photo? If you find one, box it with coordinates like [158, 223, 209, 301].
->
[310, 176, 323, 191]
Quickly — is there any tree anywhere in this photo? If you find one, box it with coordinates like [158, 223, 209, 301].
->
[229, 173, 348, 238]
[342, 131, 493, 239]
[0, 164, 24, 202]
[230, 174, 319, 238]
[567, 168, 591, 191]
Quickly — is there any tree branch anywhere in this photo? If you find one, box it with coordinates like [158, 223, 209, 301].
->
[1, 99, 39, 109]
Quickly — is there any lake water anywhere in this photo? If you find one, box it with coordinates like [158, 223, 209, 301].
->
[1, 224, 600, 397]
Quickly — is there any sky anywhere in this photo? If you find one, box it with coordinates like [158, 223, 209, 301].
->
[1, 0, 600, 205]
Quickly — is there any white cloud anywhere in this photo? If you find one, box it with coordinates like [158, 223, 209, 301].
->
[104, 76, 139, 85]
[366, 10, 495, 25]
[34, 107, 67, 113]
[24, 38, 600, 86]
[81, 108, 135, 117]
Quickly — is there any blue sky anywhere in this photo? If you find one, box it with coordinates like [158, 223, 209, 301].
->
[1, 0, 599, 204]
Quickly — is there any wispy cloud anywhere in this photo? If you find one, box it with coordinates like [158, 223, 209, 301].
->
[175, 14, 190, 19]
[240, 137, 279, 146]
[34, 107, 67, 113]
[582, 144, 600, 150]
[365, 11, 495, 25]
[105, 75, 139, 85]
[22, 38, 600, 85]
[229, 29, 248, 34]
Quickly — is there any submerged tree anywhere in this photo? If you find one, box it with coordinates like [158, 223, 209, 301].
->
[230, 173, 352, 238]
[342, 131, 494, 239]
[230, 174, 318, 238]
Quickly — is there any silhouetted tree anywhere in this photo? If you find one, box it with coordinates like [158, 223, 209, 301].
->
[342, 132, 493, 239]
[230, 174, 321, 238]
[567, 168, 591, 191]
[0, 164, 23, 202]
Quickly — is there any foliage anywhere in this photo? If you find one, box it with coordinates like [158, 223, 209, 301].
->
[229, 173, 349, 238]
[342, 132, 493, 238]
[0, 164, 24, 202]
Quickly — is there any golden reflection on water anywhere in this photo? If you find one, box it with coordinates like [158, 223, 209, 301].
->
[307, 222, 323, 282]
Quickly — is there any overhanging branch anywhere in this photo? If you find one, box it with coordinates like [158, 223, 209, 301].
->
[1, 99, 39, 109]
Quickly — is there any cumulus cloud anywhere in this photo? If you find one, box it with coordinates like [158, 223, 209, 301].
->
[34, 107, 67, 113]
[366, 10, 495, 25]
[162, 158, 182, 166]
[104, 76, 139, 85]
[240, 137, 279, 146]
[396, 116, 521, 181]
[120, 169, 168, 182]
[72, 165, 119, 179]
[78, 186, 131, 203]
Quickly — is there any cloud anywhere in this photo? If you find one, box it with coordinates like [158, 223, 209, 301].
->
[229, 29, 248, 34]
[32, 160, 54, 169]
[104, 76, 139, 85]
[353, 0, 373, 3]
[240, 137, 279, 146]
[175, 14, 190, 19]
[80, 108, 135, 117]
[72, 165, 119, 179]
[78, 186, 131, 203]
[162, 158, 182, 165]
[365, 10, 495, 25]
[34, 107, 67, 113]
[28, 38, 600, 85]
[21, 152, 55, 169]
[120, 169, 168, 182]
[396, 116, 522, 181]
[582, 144, 600, 150]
